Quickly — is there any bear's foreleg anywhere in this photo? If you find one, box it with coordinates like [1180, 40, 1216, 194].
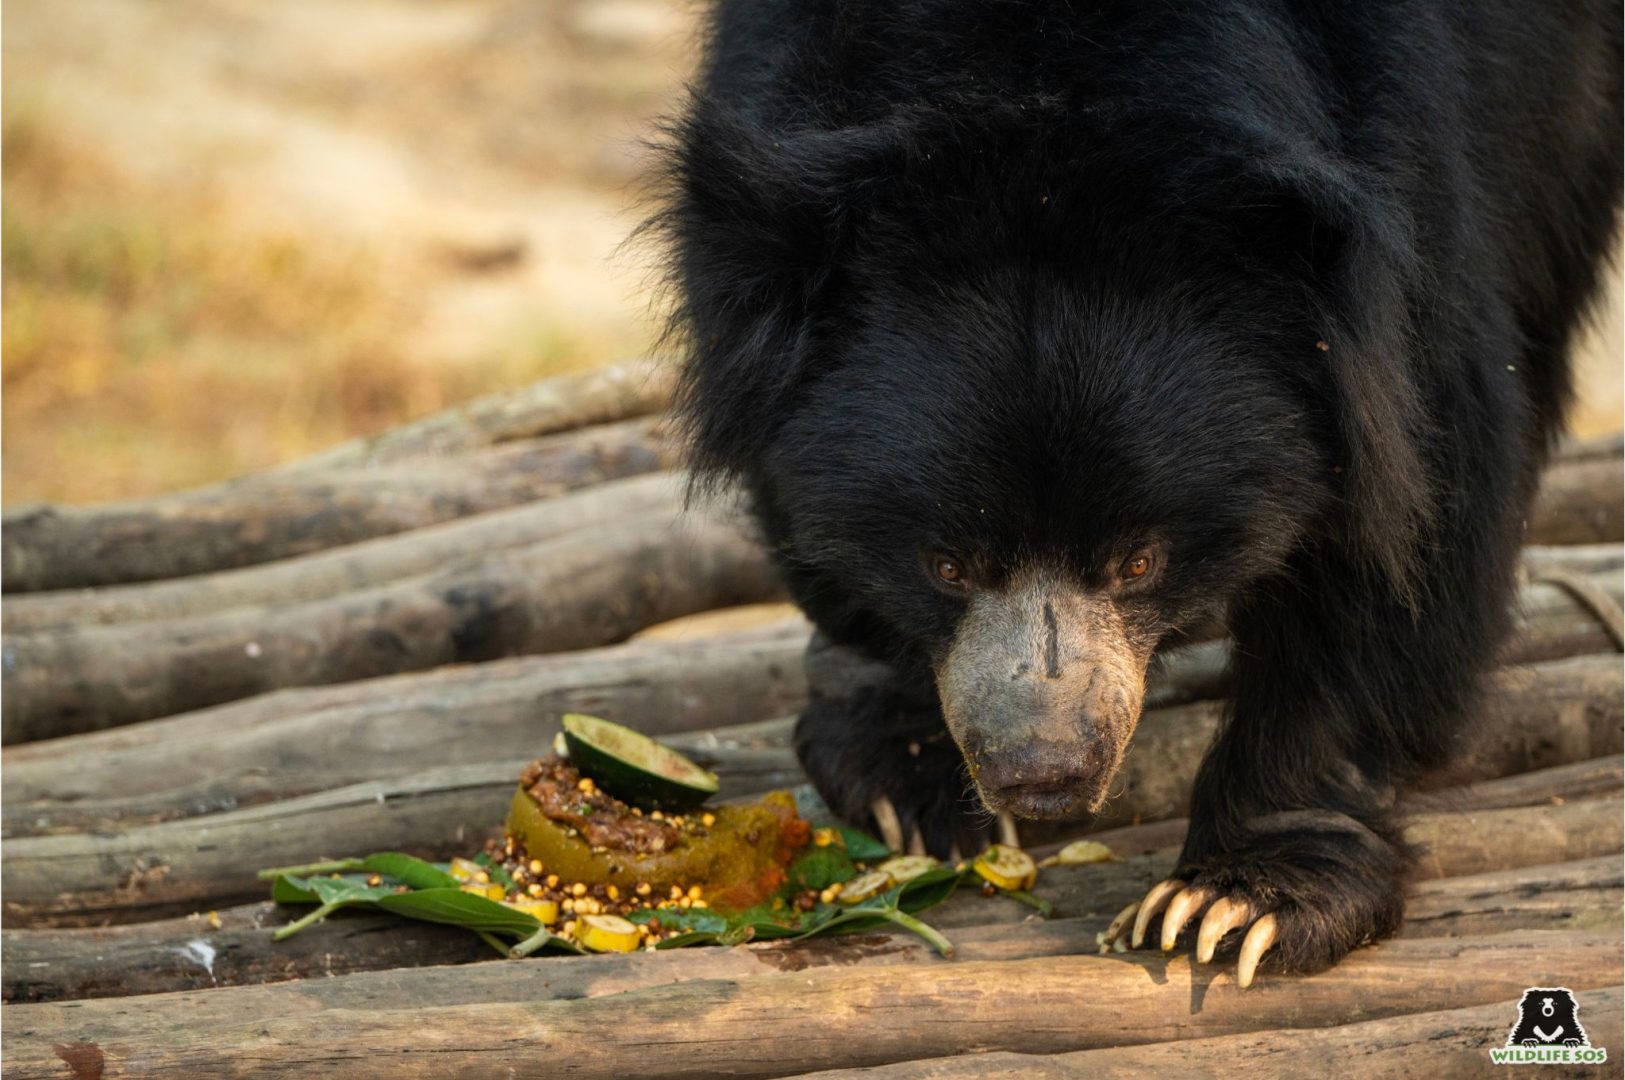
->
[1103, 538, 1515, 986]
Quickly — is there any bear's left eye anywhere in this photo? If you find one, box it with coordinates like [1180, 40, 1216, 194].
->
[933, 556, 966, 586]
[1119, 552, 1153, 581]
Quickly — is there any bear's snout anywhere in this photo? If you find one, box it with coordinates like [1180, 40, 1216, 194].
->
[969, 737, 1113, 820]
[935, 569, 1150, 821]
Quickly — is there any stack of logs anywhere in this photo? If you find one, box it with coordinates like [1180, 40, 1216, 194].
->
[2, 359, 1621, 1077]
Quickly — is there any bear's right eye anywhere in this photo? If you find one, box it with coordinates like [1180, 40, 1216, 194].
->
[932, 555, 967, 587]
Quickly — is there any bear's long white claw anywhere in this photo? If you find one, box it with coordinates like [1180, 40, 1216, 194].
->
[1236, 913, 1279, 989]
[1196, 897, 1252, 963]
[948, 843, 964, 863]
[907, 827, 927, 856]
[997, 813, 1020, 848]
[870, 797, 906, 853]
[1131, 878, 1187, 948]
[1159, 885, 1214, 952]
[1101, 900, 1140, 947]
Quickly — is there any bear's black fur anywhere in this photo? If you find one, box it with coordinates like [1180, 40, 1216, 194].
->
[656, 0, 1622, 976]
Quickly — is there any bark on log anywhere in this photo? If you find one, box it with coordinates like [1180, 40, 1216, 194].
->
[787, 988, 1624, 1079]
[1060, 755, 1625, 859]
[0, 473, 684, 632]
[271, 358, 675, 475]
[2, 626, 809, 835]
[0, 729, 816, 927]
[1523, 542, 1623, 576]
[6, 565, 1615, 834]
[9, 858, 1615, 1006]
[1, 417, 677, 594]
[1530, 455, 1625, 545]
[1401, 855, 1622, 938]
[2, 688, 1616, 930]
[2, 511, 784, 743]
[3, 753, 1612, 1000]
[1555, 431, 1625, 464]
[3, 931, 1617, 1078]
[1036, 653, 1623, 841]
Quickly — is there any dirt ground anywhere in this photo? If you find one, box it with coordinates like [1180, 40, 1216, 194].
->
[2, 0, 1620, 505]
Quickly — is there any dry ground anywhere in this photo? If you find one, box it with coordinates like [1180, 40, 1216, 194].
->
[2, 0, 1619, 504]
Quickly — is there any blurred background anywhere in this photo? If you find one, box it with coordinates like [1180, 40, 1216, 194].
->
[3, 0, 1620, 507]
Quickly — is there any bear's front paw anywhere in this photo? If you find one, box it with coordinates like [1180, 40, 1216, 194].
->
[1101, 809, 1410, 987]
[794, 705, 1007, 858]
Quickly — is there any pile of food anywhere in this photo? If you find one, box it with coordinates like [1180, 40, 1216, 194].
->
[260, 713, 1101, 958]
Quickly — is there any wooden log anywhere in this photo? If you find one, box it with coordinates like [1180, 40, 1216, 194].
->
[5, 647, 1618, 851]
[2, 626, 809, 835]
[785, 988, 1624, 1078]
[1, 511, 784, 743]
[1406, 755, 1624, 813]
[1047, 755, 1625, 860]
[11, 857, 1615, 1006]
[3, 931, 1617, 1078]
[0, 417, 677, 594]
[6, 567, 1615, 835]
[1522, 541, 1623, 576]
[0, 731, 816, 928]
[0, 473, 683, 632]
[1530, 455, 1625, 545]
[4, 856, 1615, 1017]
[270, 358, 674, 474]
[1044, 652, 1623, 840]
[1401, 855, 1623, 938]
[1555, 430, 1625, 464]
[2, 689, 1615, 932]
[5, 794, 1614, 1004]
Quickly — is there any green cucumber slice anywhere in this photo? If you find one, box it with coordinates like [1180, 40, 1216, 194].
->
[560, 713, 719, 811]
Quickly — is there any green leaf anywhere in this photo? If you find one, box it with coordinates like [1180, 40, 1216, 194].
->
[358, 853, 460, 890]
[833, 826, 892, 862]
[375, 889, 542, 936]
[625, 906, 730, 936]
[270, 874, 322, 905]
[785, 844, 857, 892]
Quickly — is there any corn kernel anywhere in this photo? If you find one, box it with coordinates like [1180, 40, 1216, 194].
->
[577, 777, 596, 794]
[562, 920, 577, 936]
[691, 900, 708, 909]
[528, 859, 544, 876]
[546, 875, 560, 888]
[571, 882, 588, 898]
[606, 884, 620, 900]
[562, 898, 576, 914]
[669, 885, 683, 900]
[701, 813, 717, 828]
[635, 882, 652, 897]
[687, 885, 704, 900]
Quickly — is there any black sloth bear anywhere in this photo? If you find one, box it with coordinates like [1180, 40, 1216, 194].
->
[656, 0, 1622, 983]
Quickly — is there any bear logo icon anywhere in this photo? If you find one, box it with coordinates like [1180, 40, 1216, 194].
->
[1507, 988, 1588, 1048]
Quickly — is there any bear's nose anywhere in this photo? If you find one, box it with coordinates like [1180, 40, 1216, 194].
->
[975, 743, 1105, 820]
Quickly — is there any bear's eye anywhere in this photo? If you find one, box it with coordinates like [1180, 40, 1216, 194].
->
[1119, 552, 1153, 581]
[932, 555, 967, 587]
